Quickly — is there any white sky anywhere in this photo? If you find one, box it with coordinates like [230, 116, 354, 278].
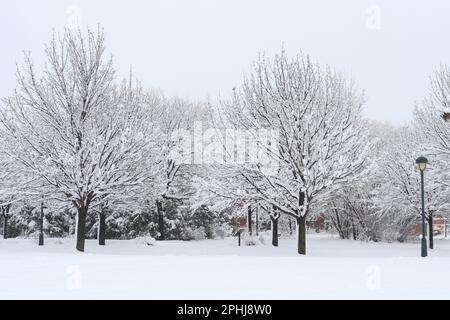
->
[0, 0, 449, 124]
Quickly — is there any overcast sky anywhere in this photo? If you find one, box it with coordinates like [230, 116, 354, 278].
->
[1, 0, 449, 124]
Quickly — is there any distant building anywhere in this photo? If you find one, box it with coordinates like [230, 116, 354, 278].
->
[414, 218, 448, 237]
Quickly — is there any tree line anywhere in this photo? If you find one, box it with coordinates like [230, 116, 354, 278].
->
[0, 27, 449, 254]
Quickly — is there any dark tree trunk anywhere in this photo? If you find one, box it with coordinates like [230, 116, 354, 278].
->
[2, 214, 7, 240]
[76, 205, 88, 252]
[271, 216, 278, 247]
[238, 230, 241, 246]
[156, 200, 165, 240]
[255, 207, 259, 236]
[428, 214, 434, 250]
[297, 190, 307, 255]
[288, 217, 293, 236]
[297, 215, 306, 255]
[98, 209, 106, 246]
[38, 202, 44, 246]
[351, 219, 357, 240]
[396, 215, 417, 242]
[331, 207, 345, 239]
[247, 206, 252, 236]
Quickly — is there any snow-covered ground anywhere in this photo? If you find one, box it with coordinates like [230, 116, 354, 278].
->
[1, 233, 449, 299]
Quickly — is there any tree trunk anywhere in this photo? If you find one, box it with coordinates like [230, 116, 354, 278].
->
[288, 217, 293, 236]
[76, 205, 88, 252]
[255, 207, 259, 236]
[247, 206, 252, 236]
[98, 209, 106, 246]
[351, 219, 357, 240]
[297, 190, 307, 255]
[297, 216, 306, 255]
[271, 216, 278, 247]
[397, 215, 416, 242]
[428, 214, 434, 250]
[238, 230, 241, 246]
[38, 202, 44, 246]
[2, 214, 7, 240]
[331, 208, 345, 239]
[156, 200, 165, 240]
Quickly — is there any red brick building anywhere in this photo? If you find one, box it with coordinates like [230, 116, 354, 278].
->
[414, 218, 448, 237]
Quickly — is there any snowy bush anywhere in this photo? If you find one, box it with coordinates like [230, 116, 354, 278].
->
[243, 236, 257, 246]
[181, 227, 207, 241]
[134, 236, 157, 246]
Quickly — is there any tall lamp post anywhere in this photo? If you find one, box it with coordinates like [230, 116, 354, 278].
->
[416, 156, 428, 258]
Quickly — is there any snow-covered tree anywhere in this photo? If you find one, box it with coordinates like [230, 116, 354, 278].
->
[0, 28, 163, 251]
[148, 95, 208, 239]
[218, 50, 369, 254]
[0, 162, 15, 239]
[413, 66, 450, 245]
[415, 66, 450, 169]
[0, 149, 42, 239]
[368, 123, 448, 243]
[426, 65, 450, 122]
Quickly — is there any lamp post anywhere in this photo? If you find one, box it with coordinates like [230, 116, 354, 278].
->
[416, 156, 428, 258]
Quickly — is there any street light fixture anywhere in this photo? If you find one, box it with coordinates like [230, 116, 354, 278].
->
[415, 156, 428, 258]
